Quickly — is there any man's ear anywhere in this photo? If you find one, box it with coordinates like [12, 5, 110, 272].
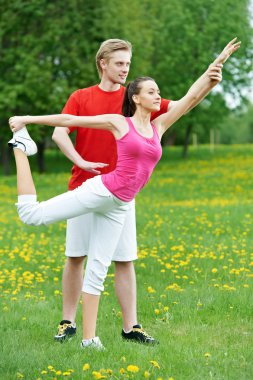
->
[100, 59, 107, 70]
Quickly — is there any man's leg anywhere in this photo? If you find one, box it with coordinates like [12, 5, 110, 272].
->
[55, 214, 92, 342]
[113, 200, 158, 344]
[62, 257, 85, 321]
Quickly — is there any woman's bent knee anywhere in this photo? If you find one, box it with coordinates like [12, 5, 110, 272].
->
[17, 203, 44, 226]
[82, 259, 109, 295]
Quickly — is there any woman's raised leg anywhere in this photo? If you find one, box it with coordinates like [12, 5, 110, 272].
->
[14, 148, 36, 196]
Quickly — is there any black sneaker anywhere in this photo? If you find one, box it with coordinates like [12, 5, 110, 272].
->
[121, 324, 158, 345]
[54, 320, 76, 342]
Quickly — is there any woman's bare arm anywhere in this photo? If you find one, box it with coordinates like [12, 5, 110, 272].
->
[153, 38, 241, 137]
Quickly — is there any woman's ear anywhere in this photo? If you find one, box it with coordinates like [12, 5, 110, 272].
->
[132, 94, 139, 104]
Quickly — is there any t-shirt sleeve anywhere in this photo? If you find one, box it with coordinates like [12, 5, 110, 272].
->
[62, 91, 80, 133]
[151, 98, 170, 120]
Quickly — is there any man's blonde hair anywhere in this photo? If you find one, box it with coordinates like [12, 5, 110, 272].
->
[96, 39, 132, 78]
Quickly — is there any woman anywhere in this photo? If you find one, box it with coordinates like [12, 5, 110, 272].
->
[8, 38, 240, 350]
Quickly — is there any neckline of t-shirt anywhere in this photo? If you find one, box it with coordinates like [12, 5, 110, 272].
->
[127, 117, 154, 140]
[96, 84, 124, 95]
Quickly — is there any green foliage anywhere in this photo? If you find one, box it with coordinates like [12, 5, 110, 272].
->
[0, 0, 252, 149]
[219, 103, 253, 143]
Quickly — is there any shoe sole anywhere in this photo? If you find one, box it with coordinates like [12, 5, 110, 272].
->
[54, 333, 76, 343]
[122, 337, 159, 345]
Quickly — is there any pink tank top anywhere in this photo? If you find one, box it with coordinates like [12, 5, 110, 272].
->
[102, 117, 162, 201]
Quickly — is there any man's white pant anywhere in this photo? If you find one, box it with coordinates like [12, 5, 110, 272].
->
[16, 176, 134, 295]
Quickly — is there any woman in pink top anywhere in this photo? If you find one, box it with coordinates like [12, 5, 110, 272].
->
[8, 38, 240, 350]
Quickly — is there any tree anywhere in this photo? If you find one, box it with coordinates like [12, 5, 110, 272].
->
[0, 0, 155, 174]
[145, 0, 253, 156]
[1, 0, 252, 175]
[0, 0, 102, 173]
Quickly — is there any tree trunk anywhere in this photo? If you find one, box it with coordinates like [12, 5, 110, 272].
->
[0, 140, 11, 175]
[182, 124, 193, 159]
[37, 141, 46, 173]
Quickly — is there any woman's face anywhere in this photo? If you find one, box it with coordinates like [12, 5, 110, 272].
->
[134, 80, 161, 112]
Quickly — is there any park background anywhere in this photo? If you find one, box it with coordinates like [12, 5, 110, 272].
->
[1, 0, 253, 379]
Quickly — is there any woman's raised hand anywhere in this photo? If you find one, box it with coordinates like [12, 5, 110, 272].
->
[9, 116, 27, 132]
[215, 37, 241, 65]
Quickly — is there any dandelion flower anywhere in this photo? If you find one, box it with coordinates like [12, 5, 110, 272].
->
[150, 360, 160, 369]
[127, 365, 140, 373]
[83, 363, 90, 371]
[147, 286, 156, 293]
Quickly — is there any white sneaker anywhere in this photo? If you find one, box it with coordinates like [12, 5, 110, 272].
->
[8, 127, 37, 156]
[81, 336, 105, 350]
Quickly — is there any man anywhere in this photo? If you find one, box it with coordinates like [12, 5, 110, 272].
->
[52, 38, 222, 344]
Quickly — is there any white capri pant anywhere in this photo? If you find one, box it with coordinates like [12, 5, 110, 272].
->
[17, 176, 131, 295]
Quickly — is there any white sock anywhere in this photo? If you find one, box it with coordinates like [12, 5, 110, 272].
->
[18, 195, 37, 203]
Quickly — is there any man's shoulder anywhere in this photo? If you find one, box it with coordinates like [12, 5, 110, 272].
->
[70, 84, 98, 98]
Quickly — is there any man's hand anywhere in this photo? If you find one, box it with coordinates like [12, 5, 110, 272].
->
[215, 37, 241, 65]
[76, 158, 109, 174]
[9, 116, 27, 132]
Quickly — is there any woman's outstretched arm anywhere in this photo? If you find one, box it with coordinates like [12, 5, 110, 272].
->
[153, 38, 241, 137]
[9, 113, 127, 139]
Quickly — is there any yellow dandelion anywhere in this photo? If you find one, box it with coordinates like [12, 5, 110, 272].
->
[127, 365, 140, 373]
[144, 370, 150, 378]
[83, 363, 90, 371]
[119, 368, 125, 374]
[147, 286, 156, 293]
[211, 268, 218, 273]
[41, 370, 47, 374]
[154, 309, 160, 315]
[150, 360, 160, 369]
[92, 371, 107, 379]
[204, 353, 211, 358]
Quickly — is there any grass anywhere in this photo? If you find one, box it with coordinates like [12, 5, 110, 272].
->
[0, 145, 253, 380]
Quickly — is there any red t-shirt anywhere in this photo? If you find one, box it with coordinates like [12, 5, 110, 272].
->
[62, 85, 170, 190]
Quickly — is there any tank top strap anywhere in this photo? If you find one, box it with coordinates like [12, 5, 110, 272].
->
[151, 122, 160, 141]
[125, 117, 134, 130]
[126, 117, 159, 139]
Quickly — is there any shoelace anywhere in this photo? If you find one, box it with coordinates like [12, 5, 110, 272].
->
[132, 327, 153, 339]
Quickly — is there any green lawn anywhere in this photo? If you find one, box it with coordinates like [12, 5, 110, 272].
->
[1, 145, 253, 380]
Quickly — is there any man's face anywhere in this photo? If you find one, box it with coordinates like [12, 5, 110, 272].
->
[100, 50, 131, 84]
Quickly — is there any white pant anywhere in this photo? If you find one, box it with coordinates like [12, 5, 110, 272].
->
[17, 176, 131, 295]
[65, 200, 137, 262]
